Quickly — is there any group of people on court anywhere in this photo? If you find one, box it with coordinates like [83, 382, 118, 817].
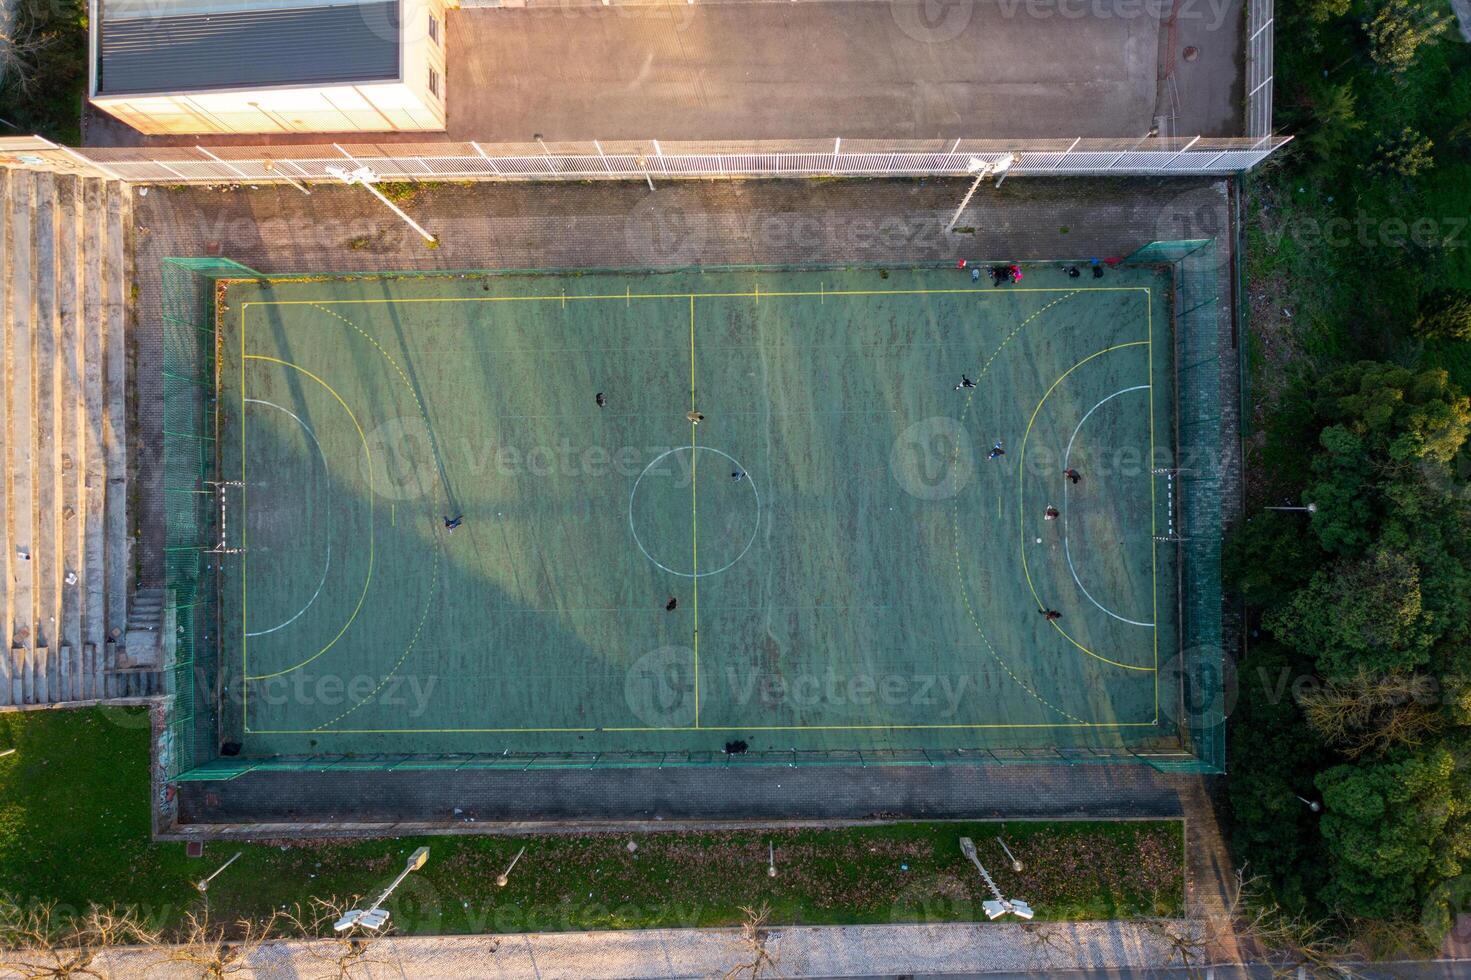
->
[959, 376, 1087, 625]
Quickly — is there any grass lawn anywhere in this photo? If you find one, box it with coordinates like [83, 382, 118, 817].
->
[0, 709, 1183, 934]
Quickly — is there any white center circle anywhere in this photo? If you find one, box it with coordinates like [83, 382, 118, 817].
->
[628, 445, 761, 578]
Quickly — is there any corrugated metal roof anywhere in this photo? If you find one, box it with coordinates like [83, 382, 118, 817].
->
[99, 1, 401, 96]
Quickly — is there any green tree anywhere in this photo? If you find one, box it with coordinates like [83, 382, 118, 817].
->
[1316, 746, 1467, 920]
[1413, 288, 1471, 342]
[1265, 550, 1435, 678]
[1224, 512, 1326, 608]
[1367, 128, 1436, 178]
[1364, 0, 1452, 75]
[1228, 642, 1329, 912]
[1309, 363, 1470, 468]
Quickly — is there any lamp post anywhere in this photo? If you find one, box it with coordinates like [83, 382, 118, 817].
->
[959, 837, 1033, 920]
[1266, 502, 1317, 513]
[0, 749, 14, 759]
[1296, 795, 1323, 813]
[995, 836, 1023, 873]
[195, 851, 243, 894]
[334, 846, 430, 932]
[768, 842, 777, 879]
[496, 846, 525, 888]
[946, 154, 1018, 232]
[323, 165, 438, 246]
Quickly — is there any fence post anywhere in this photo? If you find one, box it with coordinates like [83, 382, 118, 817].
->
[1049, 137, 1081, 172]
[940, 138, 961, 172]
[470, 141, 503, 177]
[195, 146, 249, 181]
[1157, 135, 1200, 172]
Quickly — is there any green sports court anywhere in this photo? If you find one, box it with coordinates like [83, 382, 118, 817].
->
[187, 261, 1210, 764]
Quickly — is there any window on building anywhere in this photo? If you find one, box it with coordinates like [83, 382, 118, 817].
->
[428, 14, 439, 44]
[428, 66, 441, 98]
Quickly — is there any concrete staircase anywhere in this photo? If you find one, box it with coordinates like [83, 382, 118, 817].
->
[0, 168, 159, 706]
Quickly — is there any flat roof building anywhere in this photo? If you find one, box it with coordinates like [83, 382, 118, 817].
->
[90, 0, 447, 134]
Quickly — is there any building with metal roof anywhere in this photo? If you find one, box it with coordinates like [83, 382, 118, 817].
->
[89, 0, 447, 134]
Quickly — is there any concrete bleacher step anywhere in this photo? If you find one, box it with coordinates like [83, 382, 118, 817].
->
[8, 170, 36, 659]
[0, 169, 10, 660]
[103, 180, 130, 645]
[0, 168, 150, 709]
[122, 587, 164, 668]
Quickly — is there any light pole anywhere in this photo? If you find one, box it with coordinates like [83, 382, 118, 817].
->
[1266, 502, 1318, 514]
[946, 154, 1018, 232]
[0, 749, 14, 759]
[959, 837, 1033, 920]
[334, 846, 430, 932]
[768, 842, 777, 878]
[496, 846, 525, 888]
[995, 836, 1023, 873]
[1296, 795, 1323, 813]
[195, 851, 243, 894]
[323, 165, 439, 246]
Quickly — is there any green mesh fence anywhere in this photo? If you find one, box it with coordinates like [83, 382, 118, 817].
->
[163, 258, 263, 778]
[1125, 240, 1227, 774]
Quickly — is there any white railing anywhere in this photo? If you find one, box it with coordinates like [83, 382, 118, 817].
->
[1246, 0, 1275, 143]
[37, 135, 1291, 185]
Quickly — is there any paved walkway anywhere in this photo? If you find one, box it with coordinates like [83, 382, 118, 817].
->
[83, 0, 1244, 146]
[70, 921, 1197, 978]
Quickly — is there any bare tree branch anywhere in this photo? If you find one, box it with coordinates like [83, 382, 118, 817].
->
[723, 904, 780, 980]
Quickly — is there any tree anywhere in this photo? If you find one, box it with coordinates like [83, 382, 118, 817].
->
[1366, 127, 1436, 178]
[1224, 512, 1325, 608]
[1413, 289, 1471, 342]
[1302, 363, 1471, 555]
[1364, 0, 1452, 75]
[1296, 670, 1443, 758]
[1315, 746, 1468, 920]
[723, 904, 780, 980]
[1309, 363, 1470, 467]
[1228, 643, 1330, 912]
[156, 906, 291, 979]
[0, 898, 160, 979]
[1264, 549, 1435, 678]
[1300, 80, 1365, 160]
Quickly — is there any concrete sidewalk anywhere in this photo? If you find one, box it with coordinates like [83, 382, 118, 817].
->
[76, 920, 1199, 978]
[84, 0, 1245, 146]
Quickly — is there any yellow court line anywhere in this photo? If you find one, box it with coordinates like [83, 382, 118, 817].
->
[237, 286, 1151, 308]
[690, 295, 701, 728]
[252, 720, 1163, 735]
[1017, 341, 1156, 672]
[1149, 297, 1159, 721]
[240, 354, 376, 682]
[241, 305, 248, 726]
[226, 281, 1167, 736]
